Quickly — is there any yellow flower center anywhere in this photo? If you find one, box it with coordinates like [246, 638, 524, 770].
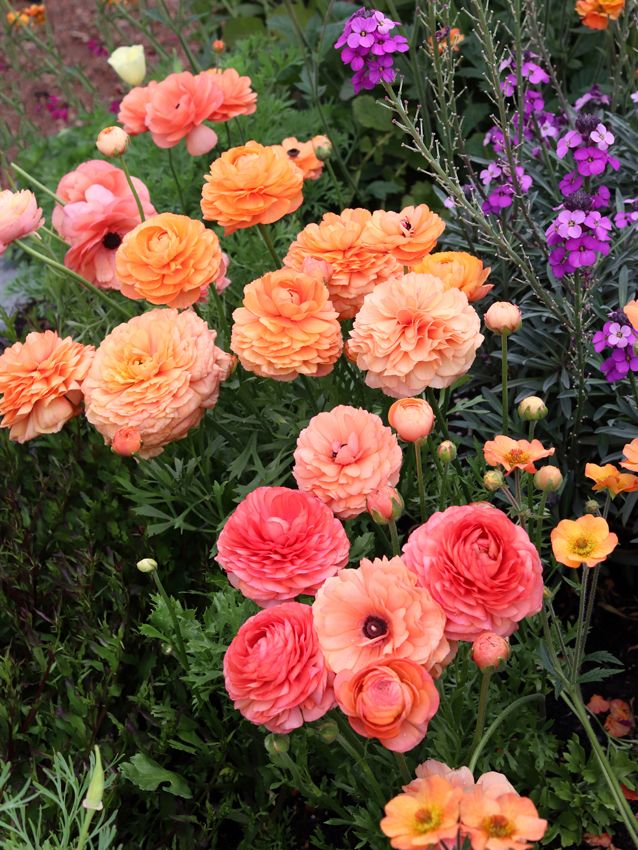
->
[570, 536, 595, 557]
[413, 805, 442, 833]
[504, 448, 529, 466]
[483, 814, 514, 838]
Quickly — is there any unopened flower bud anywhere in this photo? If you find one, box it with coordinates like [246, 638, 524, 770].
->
[534, 466, 563, 492]
[585, 499, 600, 515]
[112, 426, 141, 456]
[388, 398, 435, 443]
[367, 486, 403, 525]
[264, 733, 289, 757]
[543, 586, 552, 600]
[96, 126, 129, 157]
[315, 718, 339, 743]
[314, 140, 333, 161]
[484, 302, 522, 335]
[472, 632, 510, 671]
[518, 396, 548, 421]
[107, 44, 146, 87]
[82, 746, 104, 812]
[484, 470, 505, 491]
[212, 39, 225, 53]
[136, 558, 157, 573]
[437, 440, 457, 463]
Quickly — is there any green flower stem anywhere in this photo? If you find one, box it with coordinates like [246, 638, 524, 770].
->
[468, 693, 544, 774]
[150, 571, 189, 672]
[571, 566, 590, 685]
[257, 223, 283, 268]
[388, 519, 400, 557]
[167, 148, 187, 215]
[426, 389, 472, 502]
[75, 808, 95, 850]
[11, 162, 64, 204]
[470, 668, 493, 755]
[630, 372, 638, 416]
[120, 157, 146, 223]
[501, 333, 509, 434]
[414, 441, 427, 523]
[335, 730, 386, 809]
[534, 490, 549, 551]
[39, 223, 68, 247]
[158, 0, 200, 73]
[439, 458, 448, 511]
[394, 752, 412, 785]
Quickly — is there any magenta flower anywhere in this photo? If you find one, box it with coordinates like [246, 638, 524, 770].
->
[335, 7, 408, 94]
[557, 130, 582, 159]
[559, 171, 583, 196]
[556, 209, 585, 239]
[574, 146, 607, 176]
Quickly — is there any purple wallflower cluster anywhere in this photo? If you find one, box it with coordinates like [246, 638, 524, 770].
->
[615, 197, 638, 230]
[480, 161, 533, 215]
[593, 310, 638, 382]
[334, 7, 408, 94]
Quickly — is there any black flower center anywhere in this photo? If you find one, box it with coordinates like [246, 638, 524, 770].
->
[102, 232, 122, 249]
[575, 112, 599, 135]
[287, 148, 300, 158]
[363, 615, 388, 639]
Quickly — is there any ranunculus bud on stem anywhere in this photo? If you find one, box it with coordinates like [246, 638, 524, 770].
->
[264, 733, 290, 757]
[96, 126, 130, 157]
[484, 302, 522, 336]
[437, 440, 457, 463]
[472, 632, 510, 671]
[484, 470, 505, 492]
[315, 718, 339, 743]
[366, 486, 404, 525]
[136, 558, 157, 573]
[518, 396, 548, 422]
[388, 398, 434, 443]
[534, 467, 563, 492]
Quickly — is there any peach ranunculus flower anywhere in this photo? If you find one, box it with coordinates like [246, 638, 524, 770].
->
[483, 435, 555, 474]
[215, 486, 350, 606]
[312, 556, 450, 675]
[0, 189, 44, 253]
[381, 774, 464, 849]
[281, 135, 330, 181]
[205, 67, 257, 121]
[585, 462, 638, 496]
[223, 601, 334, 733]
[347, 273, 483, 398]
[82, 308, 232, 458]
[575, 0, 625, 29]
[0, 331, 94, 442]
[403, 503, 543, 641]
[115, 213, 222, 308]
[230, 268, 343, 380]
[412, 251, 493, 302]
[201, 141, 303, 235]
[624, 300, 638, 331]
[388, 398, 435, 442]
[361, 205, 445, 266]
[284, 208, 403, 320]
[550, 515, 618, 569]
[459, 779, 547, 850]
[293, 404, 403, 519]
[621, 437, 638, 472]
[53, 160, 150, 208]
[117, 82, 157, 135]
[145, 71, 222, 155]
[334, 657, 440, 752]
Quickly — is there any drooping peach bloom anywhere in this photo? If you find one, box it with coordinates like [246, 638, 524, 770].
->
[313, 556, 449, 675]
[624, 300, 638, 331]
[621, 438, 638, 472]
[335, 657, 439, 751]
[550, 515, 618, 569]
[284, 208, 402, 319]
[223, 601, 334, 733]
[460, 782, 548, 850]
[117, 82, 156, 135]
[0, 331, 94, 442]
[205, 67, 257, 121]
[145, 71, 222, 154]
[362, 205, 445, 267]
[403, 503, 543, 641]
[293, 404, 403, 518]
[381, 775, 464, 849]
[82, 308, 232, 458]
[347, 273, 483, 398]
[483, 435, 555, 474]
[216, 486, 349, 606]
[230, 268, 343, 380]
[201, 141, 303, 235]
[585, 462, 638, 496]
[575, 0, 625, 29]
[586, 694, 610, 714]
[412, 252, 493, 302]
[115, 213, 222, 308]
[281, 136, 330, 180]
[388, 398, 435, 442]
[0, 189, 44, 253]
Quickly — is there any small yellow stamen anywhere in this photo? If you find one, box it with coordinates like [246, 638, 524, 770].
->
[413, 805, 442, 833]
[483, 814, 514, 839]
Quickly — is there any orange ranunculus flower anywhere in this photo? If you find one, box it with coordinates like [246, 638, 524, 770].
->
[230, 268, 343, 380]
[115, 212, 222, 309]
[624, 299, 638, 331]
[585, 462, 638, 496]
[0, 331, 94, 442]
[362, 204, 445, 267]
[412, 251, 493, 302]
[483, 435, 555, 474]
[281, 135, 330, 181]
[201, 141, 303, 235]
[550, 515, 618, 569]
[205, 67, 257, 121]
[621, 437, 638, 472]
[285, 208, 402, 319]
[381, 775, 464, 849]
[575, 0, 625, 29]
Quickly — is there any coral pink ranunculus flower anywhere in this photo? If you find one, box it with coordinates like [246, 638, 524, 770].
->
[402, 503, 543, 641]
[223, 601, 334, 733]
[621, 437, 638, 472]
[82, 308, 232, 458]
[293, 404, 403, 518]
[0, 331, 94, 442]
[313, 556, 449, 675]
[117, 82, 156, 135]
[216, 486, 350, 606]
[0, 189, 44, 253]
[334, 657, 439, 752]
[205, 67, 257, 121]
[145, 71, 222, 154]
[53, 160, 152, 210]
[348, 273, 483, 398]
[362, 204, 445, 266]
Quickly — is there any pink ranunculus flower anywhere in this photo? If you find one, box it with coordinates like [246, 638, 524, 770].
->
[0, 189, 44, 253]
[402, 503, 543, 641]
[216, 486, 350, 606]
[223, 601, 335, 733]
[117, 82, 157, 135]
[53, 159, 152, 213]
[145, 70, 222, 154]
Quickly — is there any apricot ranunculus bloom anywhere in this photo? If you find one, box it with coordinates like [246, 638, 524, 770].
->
[117, 82, 156, 135]
[621, 437, 638, 472]
[575, 0, 625, 29]
[293, 404, 403, 518]
[412, 251, 493, 302]
[216, 486, 349, 606]
[403, 503, 543, 641]
[550, 515, 618, 568]
[145, 70, 222, 154]
[624, 300, 638, 332]
[281, 135, 330, 180]
[334, 657, 439, 752]
[347, 273, 483, 398]
[459, 783, 547, 850]
[313, 556, 449, 675]
[381, 775, 464, 849]
[201, 141, 303, 235]
[284, 208, 402, 319]
[82, 308, 232, 458]
[388, 398, 435, 442]
[205, 67, 257, 121]
[115, 212, 222, 308]
[483, 435, 555, 474]
[0, 331, 94, 442]
[585, 462, 638, 496]
[230, 268, 343, 380]
[0, 189, 44, 253]
[362, 204, 445, 266]
[223, 601, 334, 733]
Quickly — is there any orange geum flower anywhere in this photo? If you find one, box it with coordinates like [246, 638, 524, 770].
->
[362, 204, 445, 267]
[624, 299, 638, 332]
[575, 0, 625, 30]
[281, 136, 330, 181]
[380, 775, 463, 849]
[585, 462, 638, 496]
[550, 515, 618, 569]
[460, 785, 547, 850]
[427, 26, 465, 54]
[483, 435, 555, 474]
[605, 698, 634, 737]
[412, 251, 493, 303]
[621, 437, 638, 472]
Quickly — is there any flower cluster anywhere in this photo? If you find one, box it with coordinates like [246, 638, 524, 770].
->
[575, 0, 625, 30]
[334, 7, 408, 93]
[593, 306, 638, 382]
[6, 3, 45, 26]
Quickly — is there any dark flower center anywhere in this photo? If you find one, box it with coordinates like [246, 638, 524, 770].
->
[102, 232, 122, 249]
[287, 148, 300, 158]
[363, 615, 388, 639]
[575, 113, 599, 135]
[564, 190, 593, 211]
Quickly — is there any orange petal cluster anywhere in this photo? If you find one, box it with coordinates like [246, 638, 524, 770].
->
[412, 251, 493, 302]
[585, 462, 638, 496]
[280, 135, 330, 180]
[620, 437, 638, 472]
[550, 515, 618, 568]
[624, 299, 638, 331]
[362, 205, 445, 266]
[204, 67, 258, 121]
[483, 435, 555, 474]
[575, 0, 625, 29]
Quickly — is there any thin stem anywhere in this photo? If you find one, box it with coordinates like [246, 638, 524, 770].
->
[414, 441, 427, 523]
[470, 668, 493, 754]
[209, 286, 230, 349]
[158, 0, 200, 72]
[120, 157, 146, 223]
[257, 223, 283, 268]
[389, 519, 400, 557]
[11, 162, 64, 204]
[167, 148, 187, 215]
[571, 567, 590, 685]
[630, 372, 638, 416]
[335, 732, 386, 808]
[39, 223, 68, 247]
[535, 490, 549, 551]
[468, 694, 545, 774]
[394, 752, 412, 785]
[151, 571, 189, 671]
[501, 334, 509, 434]
[75, 809, 95, 850]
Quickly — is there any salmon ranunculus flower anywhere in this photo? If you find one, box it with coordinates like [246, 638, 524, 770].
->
[53, 160, 151, 208]
[0, 331, 94, 442]
[347, 273, 483, 398]
[0, 189, 44, 253]
[230, 268, 343, 380]
[575, 0, 625, 29]
[388, 398, 435, 442]
[293, 404, 403, 519]
[585, 462, 638, 496]
[201, 141, 303, 235]
[381, 775, 464, 849]
[483, 435, 555, 474]
[550, 515, 618, 569]
[223, 601, 334, 733]
[82, 308, 232, 458]
[403, 503, 543, 641]
[624, 300, 638, 332]
[412, 251, 493, 303]
[621, 438, 638, 472]
[284, 208, 402, 320]
[362, 204, 445, 266]
[334, 657, 439, 752]
[145, 71, 222, 154]
[205, 67, 257, 121]
[117, 82, 156, 135]
[115, 213, 222, 309]
[459, 783, 547, 850]
[111, 425, 142, 456]
[313, 556, 450, 675]
[216, 486, 349, 606]
[281, 135, 330, 180]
